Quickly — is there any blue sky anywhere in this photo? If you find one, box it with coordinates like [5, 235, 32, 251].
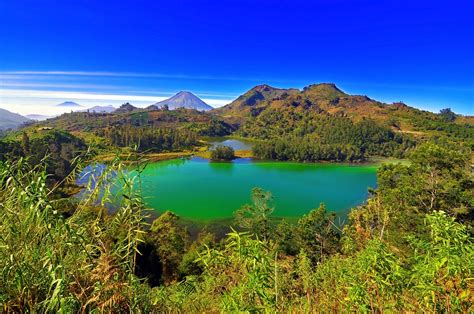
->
[0, 0, 473, 115]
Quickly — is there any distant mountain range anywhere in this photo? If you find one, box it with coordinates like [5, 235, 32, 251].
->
[153, 91, 213, 111]
[0, 108, 31, 130]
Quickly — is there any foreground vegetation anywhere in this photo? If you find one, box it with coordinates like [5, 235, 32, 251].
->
[0, 141, 472, 312]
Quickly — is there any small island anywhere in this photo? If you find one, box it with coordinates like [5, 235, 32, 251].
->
[210, 145, 235, 161]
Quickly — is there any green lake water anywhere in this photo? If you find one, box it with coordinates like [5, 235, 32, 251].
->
[139, 157, 377, 221]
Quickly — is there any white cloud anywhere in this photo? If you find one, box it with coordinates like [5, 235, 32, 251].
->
[0, 82, 121, 89]
[1, 89, 167, 102]
[0, 88, 230, 104]
[1, 70, 273, 82]
[0, 88, 230, 115]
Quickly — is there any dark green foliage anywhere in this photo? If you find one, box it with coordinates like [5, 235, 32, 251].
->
[274, 220, 300, 255]
[30, 130, 86, 180]
[253, 137, 365, 162]
[249, 114, 415, 162]
[102, 126, 199, 152]
[234, 187, 274, 240]
[296, 204, 341, 263]
[21, 131, 30, 153]
[0, 129, 86, 181]
[210, 145, 235, 161]
[148, 211, 190, 283]
[187, 116, 236, 136]
[178, 232, 216, 277]
[378, 142, 473, 218]
[411, 112, 474, 144]
[439, 108, 457, 122]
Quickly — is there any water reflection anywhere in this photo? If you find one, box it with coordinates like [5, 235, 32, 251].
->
[205, 137, 254, 151]
[208, 159, 235, 173]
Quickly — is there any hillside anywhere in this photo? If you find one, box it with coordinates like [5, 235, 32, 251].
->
[0, 108, 31, 130]
[213, 83, 474, 141]
[153, 91, 213, 111]
[29, 105, 235, 140]
[214, 83, 402, 124]
[212, 84, 299, 123]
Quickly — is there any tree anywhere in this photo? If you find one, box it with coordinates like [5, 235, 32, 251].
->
[439, 108, 456, 122]
[234, 188, 274, 240]
[377, 142, 473, 217]
[148, 211, 190, 283]
[21, 132, 30, 154]
[210, 145, 235, 161]
[297, 204, 340, 264]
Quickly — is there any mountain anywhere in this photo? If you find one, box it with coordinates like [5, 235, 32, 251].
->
[0, 108, 31, 130]
[212, 84, 299, 121]
[86, 105, 116, 113]
[56, 101, 82, 107]
[153, 91, 213, 111]
[213, 83, 474, 141]
[34, 103, 235, 136]
[114, 103, 138, 113]
[214, 83, 392, 122]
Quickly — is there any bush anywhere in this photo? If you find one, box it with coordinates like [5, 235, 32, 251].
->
[210, 145, 235, 161]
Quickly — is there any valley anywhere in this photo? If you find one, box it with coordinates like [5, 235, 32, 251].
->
[2, 2, 473, 311]
[0, 83, 472, 312]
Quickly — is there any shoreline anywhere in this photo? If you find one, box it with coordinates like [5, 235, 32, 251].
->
[95, 149, 407, 166]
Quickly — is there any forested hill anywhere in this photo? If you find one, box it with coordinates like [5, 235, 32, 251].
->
[34, 106, 235, 137]
[211, 84, 299, 122]
[212, 83, 474, 140]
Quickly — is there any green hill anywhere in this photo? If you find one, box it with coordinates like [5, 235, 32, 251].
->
[33, 106, 235, 138]
[214, 83, 473, 143]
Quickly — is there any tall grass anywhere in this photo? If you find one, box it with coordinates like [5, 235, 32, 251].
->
[0, 154, 152, 312]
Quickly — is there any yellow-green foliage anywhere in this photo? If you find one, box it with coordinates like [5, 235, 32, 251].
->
[0, 157, 152, 312]
[0, 143, 472, 312]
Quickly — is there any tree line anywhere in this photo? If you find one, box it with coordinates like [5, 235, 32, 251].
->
[96, 125, 199, 152]
[0, 129, 86, 181]
[240, 110, 416, 161]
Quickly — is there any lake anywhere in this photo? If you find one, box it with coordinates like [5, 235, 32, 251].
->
[204, 137, 255, 151]
[138, 157, 377, 221]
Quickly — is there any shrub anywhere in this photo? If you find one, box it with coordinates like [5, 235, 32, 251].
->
[210, 145, 235, 161]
